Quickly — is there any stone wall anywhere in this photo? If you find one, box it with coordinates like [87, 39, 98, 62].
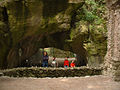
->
[1, 67, 102, 78]
[104, 0, 120, 81]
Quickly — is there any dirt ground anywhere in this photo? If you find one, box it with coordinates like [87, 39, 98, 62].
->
[0, 75, 120, 90]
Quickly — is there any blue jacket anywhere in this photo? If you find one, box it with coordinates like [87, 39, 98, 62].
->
[43, 55, 49, 62]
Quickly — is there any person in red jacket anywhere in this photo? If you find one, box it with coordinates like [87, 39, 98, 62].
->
[64, 57, 69, 68]
[70, 60, 75, 67]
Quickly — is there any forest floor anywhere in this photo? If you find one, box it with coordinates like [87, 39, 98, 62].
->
[0, 75, 120, 90]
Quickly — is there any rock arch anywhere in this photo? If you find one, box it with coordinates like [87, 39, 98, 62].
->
[0, 0, 87, 69]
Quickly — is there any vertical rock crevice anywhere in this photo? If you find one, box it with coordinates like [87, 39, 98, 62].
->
[0, 6, 12, 69]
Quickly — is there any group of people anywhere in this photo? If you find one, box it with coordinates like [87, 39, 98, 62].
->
[64, 57, 75, 68]
[42, 51, 75, 68]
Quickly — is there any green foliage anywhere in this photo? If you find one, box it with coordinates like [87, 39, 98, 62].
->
[71, 0, 107, 39]
[70, 0, 107, 64]
[76, 0, 106, 24]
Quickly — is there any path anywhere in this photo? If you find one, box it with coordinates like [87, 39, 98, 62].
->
[0, 75, 120, 90]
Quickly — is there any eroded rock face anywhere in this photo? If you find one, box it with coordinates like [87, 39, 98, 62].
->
[0, 0, 87, 69]
[104, 0, 120, 81]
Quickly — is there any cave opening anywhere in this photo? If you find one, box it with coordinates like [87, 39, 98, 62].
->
[20, 47, 77, 68]
[20, 46, 103, 68]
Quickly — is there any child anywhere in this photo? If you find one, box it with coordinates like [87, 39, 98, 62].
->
[51, 57, 58, 68]
[70, 60, 75, 67]
[64, 57, 69, 68]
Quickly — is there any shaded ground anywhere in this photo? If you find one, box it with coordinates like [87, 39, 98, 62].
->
[0, 75, 120, 90]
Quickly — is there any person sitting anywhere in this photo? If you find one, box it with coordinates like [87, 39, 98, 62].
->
[70, 60, 75, 67]
[51, 57, 58, 68]
[64, 57, 69, 68]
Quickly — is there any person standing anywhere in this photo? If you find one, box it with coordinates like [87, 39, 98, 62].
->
[70, 60, 75, 67]
[51, 57, 58, 68]
[64, 57, 69, 68]
[42, 51, 49, 67]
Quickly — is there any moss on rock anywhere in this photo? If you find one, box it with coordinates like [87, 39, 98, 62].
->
[2, 67, 102, 78]
[0, 0, 106, 69]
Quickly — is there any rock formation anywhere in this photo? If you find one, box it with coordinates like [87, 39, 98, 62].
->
[104, 0, 120, 81]
[0, 0, 88, 69]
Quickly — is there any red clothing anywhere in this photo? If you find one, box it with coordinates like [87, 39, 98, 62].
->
[70, 63, 75, 67]
[64, 60, 69, 67]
